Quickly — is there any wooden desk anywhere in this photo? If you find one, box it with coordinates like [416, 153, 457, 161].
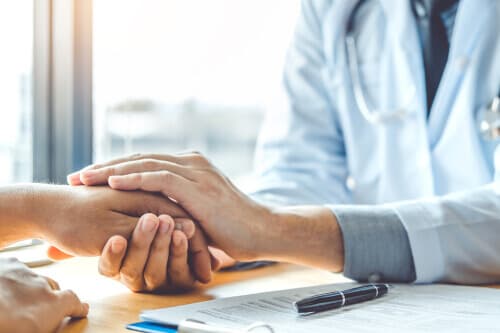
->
[33, 257, 351, 333]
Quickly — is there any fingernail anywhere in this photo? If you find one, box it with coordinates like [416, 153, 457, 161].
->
[174, 222, 183, 231]
[142, 216, 157, 232]
[67, 172, 79, 179]
[159, 220, 170, 234]
[66, 173, 80, 184]
[111, 239, 124, 254]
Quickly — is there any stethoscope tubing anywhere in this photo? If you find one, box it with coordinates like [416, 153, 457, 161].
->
[345, 0, 499, 135]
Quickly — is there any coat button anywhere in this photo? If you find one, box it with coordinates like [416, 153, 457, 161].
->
[346, 176, 356, 190]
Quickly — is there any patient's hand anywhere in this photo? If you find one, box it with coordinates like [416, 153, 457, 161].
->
[35, 184, 188, 257]
[0, 258, 88, 333]
[98, 214, 218, 292]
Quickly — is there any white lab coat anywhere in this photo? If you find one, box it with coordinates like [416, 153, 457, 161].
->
[251, 0, 500, 283]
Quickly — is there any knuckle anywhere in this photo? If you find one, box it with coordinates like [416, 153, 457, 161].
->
[204, 167, 221, 179]
[144, 272, 165, 290]
[122, 278, 144, 293]
[185, 151, 209, 165]
[131, 239, 150, 252]
[149, 243, 164, 256]
[130, 172, 143, 183]
[170, 275, 195, 291]
[120, 276, 144, 292]
[43, 288, 58, 301]
[199, 180, 220, 197]
[105, 165, 116, 176]
[189, 150, 202, 156]
[63, 289, 78, 301]
[98, 264, 114, 278]
[159, 171, 173, 184]
[193, 154, 208, 165]
[87, 163, 101, 170]
[168, 266, 182, 280]
[129, 152, 144, 160]
[120, 266, 142, 281]
[141, 158, 158, 169]
[150, 237, 168, 252]
[33, 276, 52, 289]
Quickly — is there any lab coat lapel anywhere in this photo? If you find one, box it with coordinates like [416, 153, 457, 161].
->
[375, 0, 435, 200]
[378, 0, 427, 120]
[427, 0, 496, 148]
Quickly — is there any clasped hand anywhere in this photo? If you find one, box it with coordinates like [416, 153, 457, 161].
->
[60, 152, 267, 293]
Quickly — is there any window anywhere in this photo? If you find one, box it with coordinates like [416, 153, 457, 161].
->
[0, 1, 33, 184]
[93, 1, 300, 184]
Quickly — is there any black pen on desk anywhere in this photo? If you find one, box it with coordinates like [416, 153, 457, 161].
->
[293, 284, 392, 314]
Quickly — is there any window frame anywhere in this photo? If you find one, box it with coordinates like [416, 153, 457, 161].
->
[33, 0, 93, 183]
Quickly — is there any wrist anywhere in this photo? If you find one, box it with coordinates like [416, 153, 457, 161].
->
[0, 184, 41, 245]
[257, 206, 344, 271]
[27, 184, 68, 240]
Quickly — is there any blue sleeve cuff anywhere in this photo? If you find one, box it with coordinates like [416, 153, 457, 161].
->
[331, 205, 416, 283]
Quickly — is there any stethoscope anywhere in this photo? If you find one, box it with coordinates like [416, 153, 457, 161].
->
[345, 0, 500, 140]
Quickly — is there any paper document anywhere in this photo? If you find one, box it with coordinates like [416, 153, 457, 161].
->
[141, 283, 500, 332]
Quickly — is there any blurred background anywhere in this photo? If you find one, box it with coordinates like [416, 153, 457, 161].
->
[0, 0, 300, 187]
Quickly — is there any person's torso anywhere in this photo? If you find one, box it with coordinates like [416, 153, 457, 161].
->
[318, 0, 500, 203]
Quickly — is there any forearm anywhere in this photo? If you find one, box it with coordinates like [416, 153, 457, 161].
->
[0, 184, 40, 247]
[257, 206, 344, 271]
[0, 183, 66, 248]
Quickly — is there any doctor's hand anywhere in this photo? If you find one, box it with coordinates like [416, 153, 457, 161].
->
[68, 153, 273, 261]
[68, 153, 345, 272]
[98, 213, 218, 292]
[0, 258, 88, 333]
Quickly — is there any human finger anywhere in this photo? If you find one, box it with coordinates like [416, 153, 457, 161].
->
[178, 219, 212, 283]
[108, 189, 189, 220]
[174, 218, 195, 239]
[211, 252, 223, 271]
[98, 235, 128, 279]
[168, 230, 196, 289]
[67, 172, 84, 185]
[67, 152, 213, 185]
[56, 289, 89, 318]
[108, 171, 197, 207]
[209, 247, 237, 269]
[67, 153, 186, 182]
[119, 214, 159, 292]
[173, 218, 213, 280]
[143, 215, 174, 291]
[67, 163, 102, 185]
[79, 159, 197, 186]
